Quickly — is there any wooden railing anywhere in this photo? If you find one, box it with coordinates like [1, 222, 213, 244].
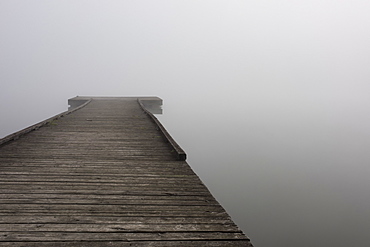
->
[138, 98, 187, 161]
[0, 99, 91, 146]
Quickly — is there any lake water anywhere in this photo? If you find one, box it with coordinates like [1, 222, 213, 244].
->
[156, 97, 370, 247]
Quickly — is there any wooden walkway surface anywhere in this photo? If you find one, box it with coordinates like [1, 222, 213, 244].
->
[0, 97, 253, 246]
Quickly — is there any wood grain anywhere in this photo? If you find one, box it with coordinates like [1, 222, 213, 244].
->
[0, 97, 253, 246]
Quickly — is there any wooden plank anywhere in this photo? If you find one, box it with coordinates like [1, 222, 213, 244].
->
[0, 212, 229, 217]
[0, 193, 215, 201]
[0, 223, 241, 232]
[0, 216, 236, 225]
[0, 184, 209, 193]
[0, 174, 202, 182]
[0, 211, 226, 218]
[0, 160, 193, 167]
[0, 199, 219, 206]
[0, 204, 225, 212]
[0, 190, 211, 196]
[0, 231, 248, 241]
[0, 183, 208, 191]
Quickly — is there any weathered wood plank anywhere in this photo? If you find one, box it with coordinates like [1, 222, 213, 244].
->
[0, 174, 202, 182]
[0, 199, 218, 206]
[0, 231, 248, 241]
[0, 204, 225, 212]
[0, 189, 205, 193]
[0, 160, 194, 168]
[0, 194, 217, 205]
[0, 223, 241, 232]
[0, 193, 215, 201]
[0, 183, 208, 191]
[0, 216, 236, 224]
[0, 210, 228, 218]
[0, 190, 211, 196]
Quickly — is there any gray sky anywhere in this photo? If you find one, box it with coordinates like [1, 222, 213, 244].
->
[1, 1, 370, 246]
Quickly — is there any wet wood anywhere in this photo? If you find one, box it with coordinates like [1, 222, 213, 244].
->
[0, 97, 253, 246]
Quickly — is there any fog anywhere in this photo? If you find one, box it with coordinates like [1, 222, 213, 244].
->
[1, 1, 370, 246]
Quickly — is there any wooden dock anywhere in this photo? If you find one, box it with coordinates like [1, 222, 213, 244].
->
[0, 97, 253, 246]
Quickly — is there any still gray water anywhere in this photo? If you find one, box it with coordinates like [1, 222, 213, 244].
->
[156, 98, 370, 247]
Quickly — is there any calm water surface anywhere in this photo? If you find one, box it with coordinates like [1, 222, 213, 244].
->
[156, 99, 370, 247]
